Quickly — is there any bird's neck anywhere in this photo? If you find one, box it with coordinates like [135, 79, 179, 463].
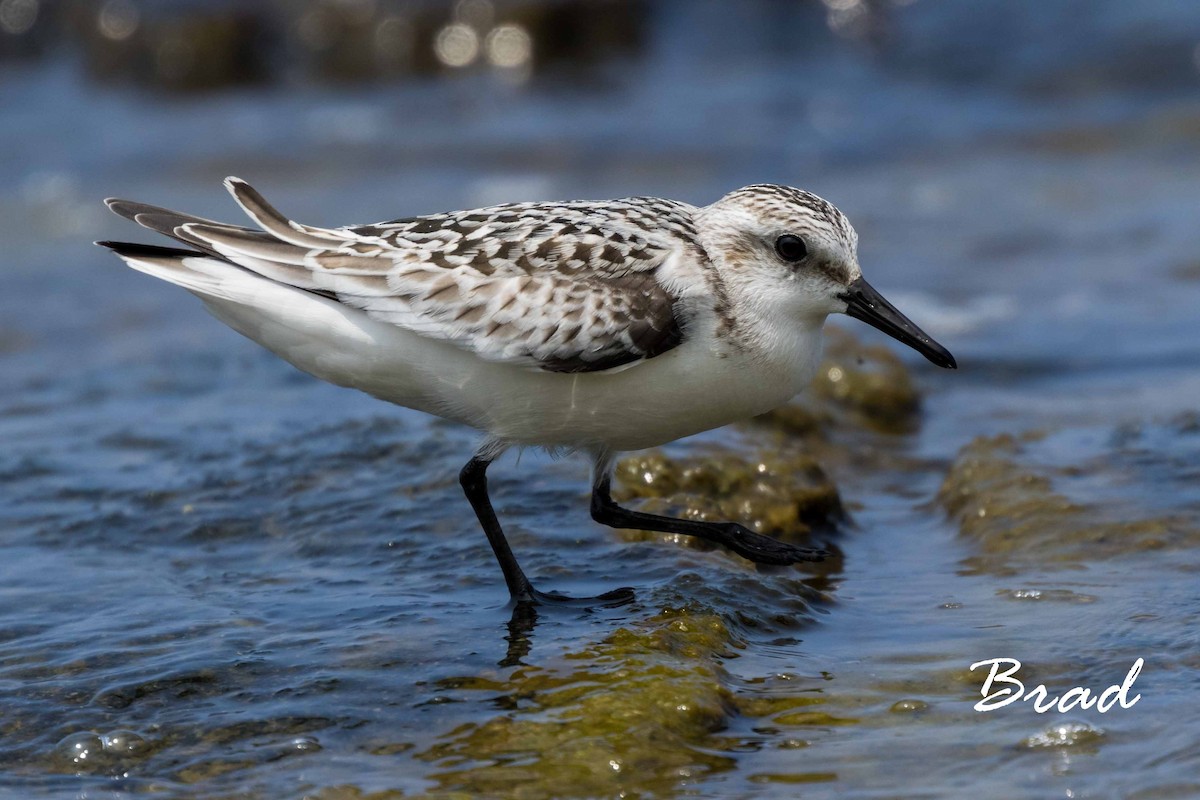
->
[723, 299, 828, 390]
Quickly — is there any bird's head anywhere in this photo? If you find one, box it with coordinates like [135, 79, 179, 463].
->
[699, 184, 956, 369]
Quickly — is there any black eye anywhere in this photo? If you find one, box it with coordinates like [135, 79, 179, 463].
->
[775, 234, 808, 263]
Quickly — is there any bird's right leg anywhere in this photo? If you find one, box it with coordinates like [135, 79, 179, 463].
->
[459, 447, 536, 602]
[458, 443, 633, 606]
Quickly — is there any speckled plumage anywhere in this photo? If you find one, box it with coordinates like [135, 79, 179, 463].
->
[104, 179, 856, 378]
[98, 177, 883, 451]
[112, 181, 711, 374]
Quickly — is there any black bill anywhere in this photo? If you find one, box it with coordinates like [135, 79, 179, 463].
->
[839, 277, 957, 369]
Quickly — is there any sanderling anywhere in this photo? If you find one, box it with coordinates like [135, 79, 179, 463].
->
[98, 178, 955, 604]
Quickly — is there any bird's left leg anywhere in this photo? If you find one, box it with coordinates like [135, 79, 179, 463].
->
[590, 451, 828, 565]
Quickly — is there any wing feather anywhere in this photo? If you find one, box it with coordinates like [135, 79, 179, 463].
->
[104, 178, 699, 373]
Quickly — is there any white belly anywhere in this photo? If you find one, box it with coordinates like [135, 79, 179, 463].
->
[423, 334, 821, 450]
[204, 287, 824, 452]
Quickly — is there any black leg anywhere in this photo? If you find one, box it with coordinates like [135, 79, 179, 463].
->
[590, 475, 828, 565]
[459, 456, 634, 606]
[459, 456, 535, 601]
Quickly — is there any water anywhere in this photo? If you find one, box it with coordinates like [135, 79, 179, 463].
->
[2, 1, 1200, 797]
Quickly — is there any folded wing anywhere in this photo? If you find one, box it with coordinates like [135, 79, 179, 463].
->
[104, 178, 691, 373]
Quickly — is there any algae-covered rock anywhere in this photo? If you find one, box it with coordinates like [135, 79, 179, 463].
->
[612, 449, 842, 552]
[405, 603, 854, 799]
[759, 326, 923, 438]
[812, 327, 923, 434]
[939, 422, 1200, 568]
[414, 608, 741, 798]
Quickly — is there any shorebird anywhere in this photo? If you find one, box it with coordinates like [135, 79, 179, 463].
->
[98, 179, 955, 604]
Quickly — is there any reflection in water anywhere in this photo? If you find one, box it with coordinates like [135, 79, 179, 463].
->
[501, 601, 539, 667]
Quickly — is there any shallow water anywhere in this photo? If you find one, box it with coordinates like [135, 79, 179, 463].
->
[3, 1, 1200, 797]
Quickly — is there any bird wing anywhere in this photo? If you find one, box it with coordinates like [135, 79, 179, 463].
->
[108, 178, 699, 373]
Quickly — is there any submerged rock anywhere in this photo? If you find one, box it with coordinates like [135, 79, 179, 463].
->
[613, 450, 843, 554]
[939, 419, 1200, 569]
[758, 326, 923, 438]
[412, 604, 843, 799]
[50, 729, 151, 775]
[416, 609, 741, 797]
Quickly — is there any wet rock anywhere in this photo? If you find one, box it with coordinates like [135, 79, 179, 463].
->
[1022, 720, 1106, 750]
[51, 729, 150, 774]
[888, 699, 929, 713]
[412, 601, 859, 798]
[417, 608, 743, 798]
[939, 422, 1200, 568]
[612, 449, 842, 553]
[758, 326, 923, 437]
[401, 592, 864, 798]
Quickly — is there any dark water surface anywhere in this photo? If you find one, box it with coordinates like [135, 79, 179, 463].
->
[3, 2, 1200, 797]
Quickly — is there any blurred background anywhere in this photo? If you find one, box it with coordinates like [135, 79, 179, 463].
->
[3, 1, 1200, 798]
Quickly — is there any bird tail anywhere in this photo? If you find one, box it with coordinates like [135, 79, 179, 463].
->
[95, 240, 269, 306]
[94, 185, 427, 400]
[97, 177, 354, 296]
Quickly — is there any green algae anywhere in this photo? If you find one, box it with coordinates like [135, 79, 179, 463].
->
[612, 449, 842, 551]
[412, 608, 744, 799]
[810, 327, 923, 436]
[736, 693, 825, 719]
[303, 789, 406, 800]
[771, 709, 860, 726]
[758, 326, 923, 438]
[394, 603, 869, 800]
[939, 429, 1200, 569]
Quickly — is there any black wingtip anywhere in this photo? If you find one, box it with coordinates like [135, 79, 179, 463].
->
[95, 240, 201, 258]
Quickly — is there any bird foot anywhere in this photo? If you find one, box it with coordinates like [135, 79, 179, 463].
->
[716, 524, 828, 565]
[514, 583, 636, 608]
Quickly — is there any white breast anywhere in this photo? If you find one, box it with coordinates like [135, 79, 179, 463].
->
[204, 282, 825, 452]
